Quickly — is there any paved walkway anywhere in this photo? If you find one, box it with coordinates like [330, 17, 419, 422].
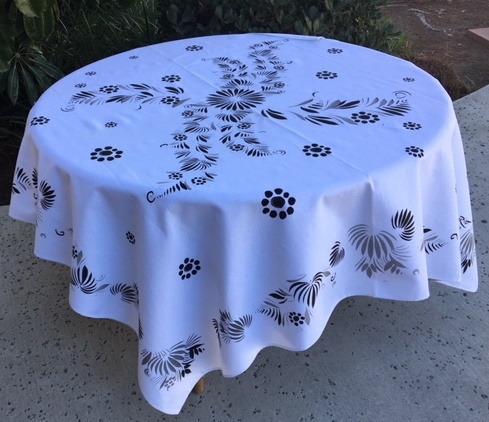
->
[1, 86, 488, 421]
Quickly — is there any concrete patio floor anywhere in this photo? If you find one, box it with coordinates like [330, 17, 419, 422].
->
[1, 86, 488, 421]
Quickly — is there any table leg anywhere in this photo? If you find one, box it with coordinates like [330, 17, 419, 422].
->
[192, 377, 205, 394]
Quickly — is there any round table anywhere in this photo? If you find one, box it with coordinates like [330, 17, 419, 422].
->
[9, 33, 478, 414]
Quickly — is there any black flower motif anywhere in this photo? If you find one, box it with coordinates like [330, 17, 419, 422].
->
[162, 75, 181, 82]
[351, 111, 380, 124]
[90, 146, 124, 162]
[182, 110, 194, 117]
[289, 312, 305, 326]
[99, 85, 119, 94]
[72, 246, 79, 259]
[161, 96, 180, 105]
[207, 88, 265, 111]
[85, 71, 96, 76]
[405, 146, 424, 158]
[303, 144, 332, 158]
[191, 177, 207, 185]
[403, 77, 415, 82]
[262, 188, 296, 219]
[105, 121, 117, 128]
[273, 65, 285, 70]
[75, 83, 87, 88]
[173, 134, 188, 142]
[222, 74, 235, 79]
[328, 48, 343, 54]
[178, 258, 202, 280]
[186, 45, 203, 51]
[403, 122, 422, 130]
[168, 172, 183, 180]
[30, 116, 50, 126]
[129, 55, 138, 59]
[237, 122, 252, 129]
[126, 231, 136, 244]
[229, 144, 245, 152]
[274, 82, 285, 88]
[316, 70, 338, 80]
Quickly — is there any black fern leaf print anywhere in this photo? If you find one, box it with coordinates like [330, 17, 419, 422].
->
[391, 209, 415, 241]
[32, 168, 38, 188]
[212, 310, 253, 347]
[459, 216, 476, 273]
[71, 251, 109, 294]
[12, 167, 31, 194]
[257, 297, 288, 326]
[110, 283, 139, 304]
[286, 95, 411, 127]
[421, 228, 447, 254]
[141, 334, 204, 390]
[287, 272, 328, 308]
[348, 223, 409, 277]
[138, 317, 144, 340]
[329, 241, 345, 267]
[38, 180, 56, 210]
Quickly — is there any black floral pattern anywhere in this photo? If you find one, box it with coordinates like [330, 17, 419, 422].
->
[288, 312, 306, 326]
[37, 180, 56, 211]
[85, 71, 96, 76]
[207, 88, 265, 111]
[161, 95, 181, 105]
[178, 258, 202, 280]
[99, 85, 119, 94]
[66, 39, 413, 198]
[71, 250, 109, 294]
[11, 167, 31, 194]
[403, 122, 422, 130]
[110, 283, 139, 304]
[141, 334, 204, 390]
[261, 188, 296, 219]
[126, 231, 136, 244]
[459, 216, 476, 273]
[30, 116, 50, 126]
[162, 75, 181, 82]
[303, 144, 332, 157]
[405, 146, 424, 158]
[348, 209, 415, 278]
[75, 83, 86, 88]
[90, 146, 124, 162]
[403, 77, 415, 82]
[421, 228, 447, 254]
[258, 242, 344, 326]
[316, 70, 338, 80]
[351, 111, 380, 124]
[168, 172, 183, 180]
[105, 121, 117, 128]
[213, 311, 253, 347]
[129, 55, 138, 59]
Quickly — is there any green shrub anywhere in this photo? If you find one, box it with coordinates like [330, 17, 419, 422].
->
[157, 0, 400, 52]
[45, 0, 160, 75]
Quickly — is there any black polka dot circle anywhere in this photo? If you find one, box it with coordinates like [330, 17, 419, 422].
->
[262, 188, 296, 219]
[90, 146, 124, 162]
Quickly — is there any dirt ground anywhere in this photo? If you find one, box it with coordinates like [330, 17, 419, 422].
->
[1, 0, 488, 206]
[381, 0, 489, 93]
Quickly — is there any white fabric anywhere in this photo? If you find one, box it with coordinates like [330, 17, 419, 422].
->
[9, 33, 478, 414]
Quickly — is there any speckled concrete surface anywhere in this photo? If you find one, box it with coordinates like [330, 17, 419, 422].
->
[1, 87, 488, 421]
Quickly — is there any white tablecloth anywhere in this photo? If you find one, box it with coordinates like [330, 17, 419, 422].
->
[9, 33, 478, 414]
